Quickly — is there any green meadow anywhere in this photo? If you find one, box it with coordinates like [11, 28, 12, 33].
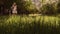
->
[0, 15, 60, 34]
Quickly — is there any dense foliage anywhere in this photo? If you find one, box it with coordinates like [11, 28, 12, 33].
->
[0, 0, 60, 15]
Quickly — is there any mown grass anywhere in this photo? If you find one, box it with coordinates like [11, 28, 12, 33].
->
[0, 15, 60, 34]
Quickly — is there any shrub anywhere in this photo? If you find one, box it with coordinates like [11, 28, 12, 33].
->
[41, 3, 57, 15]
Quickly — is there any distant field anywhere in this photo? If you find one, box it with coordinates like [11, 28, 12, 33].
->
[0, 15, 60, 34]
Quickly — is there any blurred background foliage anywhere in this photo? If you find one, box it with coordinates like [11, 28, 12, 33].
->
[0, 0, 60, 15]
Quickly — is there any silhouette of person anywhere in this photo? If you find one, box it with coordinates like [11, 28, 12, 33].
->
[11, 2, 17, 14]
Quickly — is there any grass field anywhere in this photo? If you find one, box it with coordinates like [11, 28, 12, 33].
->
[0, 15, 60, 34]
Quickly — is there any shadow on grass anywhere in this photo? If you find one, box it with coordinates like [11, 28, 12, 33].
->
[0, 15, 60, 34]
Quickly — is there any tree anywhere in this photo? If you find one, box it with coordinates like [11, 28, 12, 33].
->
[57, 0, 60, 13]
[41, 3, 56, 15]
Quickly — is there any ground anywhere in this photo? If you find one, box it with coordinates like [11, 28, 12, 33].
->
[0, 14, 60, 34]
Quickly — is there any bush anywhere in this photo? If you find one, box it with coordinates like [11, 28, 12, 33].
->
[41, 3, 56, 15]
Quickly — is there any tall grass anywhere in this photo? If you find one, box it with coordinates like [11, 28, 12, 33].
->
[0, 15, 60, 34]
